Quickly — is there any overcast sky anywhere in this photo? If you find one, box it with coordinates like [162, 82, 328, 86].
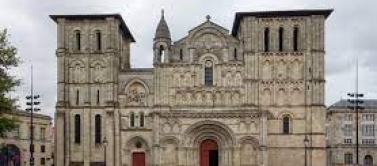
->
[0, 0, 376, 118]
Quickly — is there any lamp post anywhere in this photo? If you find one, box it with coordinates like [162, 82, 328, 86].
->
[304, 136, 309, 166]
[103, 137, 108, 166]
[347, 60, 364, 166]
[25, 65, 41, 166]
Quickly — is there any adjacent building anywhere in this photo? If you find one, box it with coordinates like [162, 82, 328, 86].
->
[0, 111, 53, 166]
[327, 99, 377, 166]
[51, 9, 332, 166]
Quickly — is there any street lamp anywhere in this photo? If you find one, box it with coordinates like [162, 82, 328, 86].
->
[304, 136, 309, 166]
[347, 93, 364, 166]
[103, 137, 108, 166]
[25, 65, 41, 166]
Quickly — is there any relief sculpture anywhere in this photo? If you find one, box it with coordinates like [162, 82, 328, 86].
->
[126, 82, 147, 106]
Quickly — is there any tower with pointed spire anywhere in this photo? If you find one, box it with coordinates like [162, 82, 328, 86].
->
[154, 9, 171, 64]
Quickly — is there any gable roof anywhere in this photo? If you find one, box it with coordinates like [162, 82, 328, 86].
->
[189, 19, 229, 35]
[327, 99, 377, 112]
[231, 9, 333, 36]
[50, 14, 135, 42]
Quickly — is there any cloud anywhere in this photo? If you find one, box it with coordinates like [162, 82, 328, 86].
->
[0, 0, 377, 119]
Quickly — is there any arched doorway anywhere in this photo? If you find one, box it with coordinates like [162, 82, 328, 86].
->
[200, 139, 218, 166]
[364, 155, 373, 166]
[0, 144, 21, 166]
[132, 152, 145, 166]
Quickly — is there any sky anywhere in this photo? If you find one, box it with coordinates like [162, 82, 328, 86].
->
[0, 0, 376, 118]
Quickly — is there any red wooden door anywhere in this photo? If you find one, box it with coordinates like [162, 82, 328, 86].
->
[132, 152, 145, 166]
[200, 139, 218, 166]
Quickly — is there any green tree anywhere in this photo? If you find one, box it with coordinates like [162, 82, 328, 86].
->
[0, 29, 20, 137]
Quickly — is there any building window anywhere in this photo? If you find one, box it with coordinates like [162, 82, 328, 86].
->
[159, 45, 165, 62]
[95, 114, 102, 144]
[344, 114, 353, 121]
[96, 31, 102, 51]
[130, 112, 135, 127]
[74, 114, 81, 144]
[41, 145, 45, 153]
[264, 27, 270, 52]
[76, 90, 80, 105]
[234, 48, 237, 60]
[180, 49, 183, 60]
[345, 153, 353, 164]
[41, 157, 46, 165]
[344, 139, 352, 144]
[97, 89, 100, 105]
[15, 127, 20, 139]
[140, 112, 144, 127]
[293, 27, 299, 51]
[278, 27, 284, 52]
[282, 116, 290, 134]
[75, 30, 81, 51]
[204, 60, 213, 86]
[40, 127, 46, 140]
[362, 124, 375, 136]
[362, 139, 375, 144]
[364, 155, 373, 166]
[343, 124, 353, 137]
[362, 114, 374, 121]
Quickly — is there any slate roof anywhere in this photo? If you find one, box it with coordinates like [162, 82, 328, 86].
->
[154, 10, 171, 39]
[327, 99, 377, 112]
[8, 110, 52, 120]
[50, 14, 135, 42]
[231, 9, 333, 36]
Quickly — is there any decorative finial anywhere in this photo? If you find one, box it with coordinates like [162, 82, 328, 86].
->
[206, 15, 211, 21]
[161, 9, 165, 18]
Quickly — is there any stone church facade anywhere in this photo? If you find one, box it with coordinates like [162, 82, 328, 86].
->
[51, 9, 332, 166]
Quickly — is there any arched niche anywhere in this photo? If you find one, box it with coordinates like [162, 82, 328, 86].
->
[69, 60, 86, 83]
[124, 79, 149, 106]
[238, 136, 260, 166]
[90, 59, 106, 83]
[159, 136, 180, 166]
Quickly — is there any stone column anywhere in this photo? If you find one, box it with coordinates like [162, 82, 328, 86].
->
[64, 111, 70, 166]
[189, 48, 195, 63]
[222, 48, 228, 62]
[83, 108, 90, 166]
[261, 111, 268, 166]
[55, 110, 65, 166]
[114, 110, 120, 166]
[233, 147, 240, 166]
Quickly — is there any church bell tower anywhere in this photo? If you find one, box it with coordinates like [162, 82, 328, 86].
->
[153, 9, 171, 64]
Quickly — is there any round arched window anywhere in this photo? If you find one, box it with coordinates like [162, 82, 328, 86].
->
[204, 60, 213, 86]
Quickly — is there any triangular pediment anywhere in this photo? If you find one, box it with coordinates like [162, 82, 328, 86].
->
[188, 19, 230, 35]
[174, 17, 238, 45]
